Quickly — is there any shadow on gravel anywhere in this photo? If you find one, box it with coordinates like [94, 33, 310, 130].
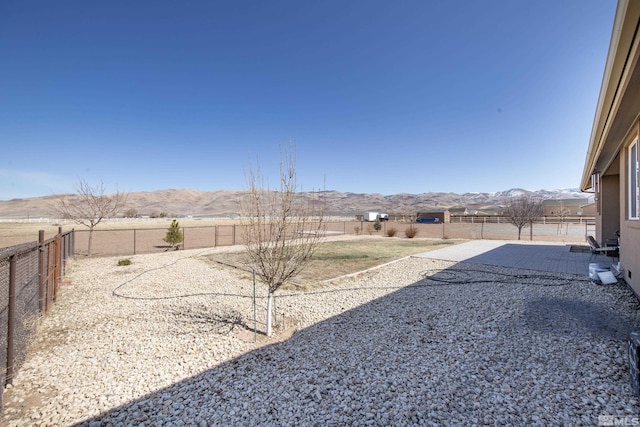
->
[523, 296, 640, 340]
[74, 262, 640, 426]
[167, 304, 255, 335]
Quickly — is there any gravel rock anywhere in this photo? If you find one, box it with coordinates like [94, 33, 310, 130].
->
[2, 241, 640, 426]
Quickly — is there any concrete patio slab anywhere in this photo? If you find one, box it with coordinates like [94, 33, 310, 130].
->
[414, 240, 617, 276]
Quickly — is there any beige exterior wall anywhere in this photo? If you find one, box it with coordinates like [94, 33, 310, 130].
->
[621, 220, 640, 294]
[599, 174, 620, 244]
[619, 126, 640, 295]
[581, 1, 640, 298]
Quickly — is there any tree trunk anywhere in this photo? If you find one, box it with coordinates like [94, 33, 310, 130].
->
[517, 227, 522, 240]
[266, 291, 274, 337]
[529, 222, 533, 240]
[88, 228, 94, 256]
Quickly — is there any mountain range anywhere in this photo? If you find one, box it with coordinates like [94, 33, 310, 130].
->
[0, 188, 589, 219]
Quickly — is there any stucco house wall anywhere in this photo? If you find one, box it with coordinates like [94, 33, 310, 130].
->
[582, 0, 640, 296]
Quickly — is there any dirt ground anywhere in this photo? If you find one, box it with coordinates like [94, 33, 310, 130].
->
[0, 218, 236, 248]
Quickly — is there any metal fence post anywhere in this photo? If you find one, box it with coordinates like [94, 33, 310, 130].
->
[57, 227, 63, 277]
[63, 232, 68, 262]
[6, 255, 16, 387]
[38, 230, 45, 312]
[54, 234, 61, 302]
[46, 242, 52, 312]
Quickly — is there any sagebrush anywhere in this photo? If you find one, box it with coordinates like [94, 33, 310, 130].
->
[405, 225, 418, 238]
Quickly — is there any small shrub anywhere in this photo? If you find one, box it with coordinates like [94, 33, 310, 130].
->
[405, 225, 418, 238]
[117, 258, 131, 266]
[366, 224, 375, 235]
[386, 227, 397, 237]
[354, 226, 361, 235]
[373, 219, 382, 232]
[164, 219, 184, 249]
[123, 208, 138, 218]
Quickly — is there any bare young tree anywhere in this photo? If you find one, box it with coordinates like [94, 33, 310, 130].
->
[56, 180, 127, 256]
[504, 195, 544, 240]
[240, 147, 325, 336]
[556, 202, 571, 235]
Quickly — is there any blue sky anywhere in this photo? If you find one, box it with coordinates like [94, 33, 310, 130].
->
[0, 1, 617, 200]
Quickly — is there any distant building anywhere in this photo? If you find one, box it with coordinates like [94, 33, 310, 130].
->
[448, 207, 469, 216]
[416, 210, 450, 223]
[448, 206, 504, 216]
[580, 202, 596, 216]
[542, 199, 590, 216]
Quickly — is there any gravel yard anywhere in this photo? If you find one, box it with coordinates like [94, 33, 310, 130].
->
[3, 240, 640, 426]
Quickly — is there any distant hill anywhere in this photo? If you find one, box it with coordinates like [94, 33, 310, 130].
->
[0, 188, 590, 219]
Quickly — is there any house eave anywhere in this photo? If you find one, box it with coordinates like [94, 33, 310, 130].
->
[581, 0, 640, 191]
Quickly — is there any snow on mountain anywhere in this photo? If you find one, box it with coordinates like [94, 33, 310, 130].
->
[0, 188, 590, 219]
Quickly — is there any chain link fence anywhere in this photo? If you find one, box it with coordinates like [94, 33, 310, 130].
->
[0, 230, 74, 409]
[71, 219, 593, 257]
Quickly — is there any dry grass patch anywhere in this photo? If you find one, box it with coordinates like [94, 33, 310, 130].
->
[207, 237, 461, 288]
[0, 222, 64, 247]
